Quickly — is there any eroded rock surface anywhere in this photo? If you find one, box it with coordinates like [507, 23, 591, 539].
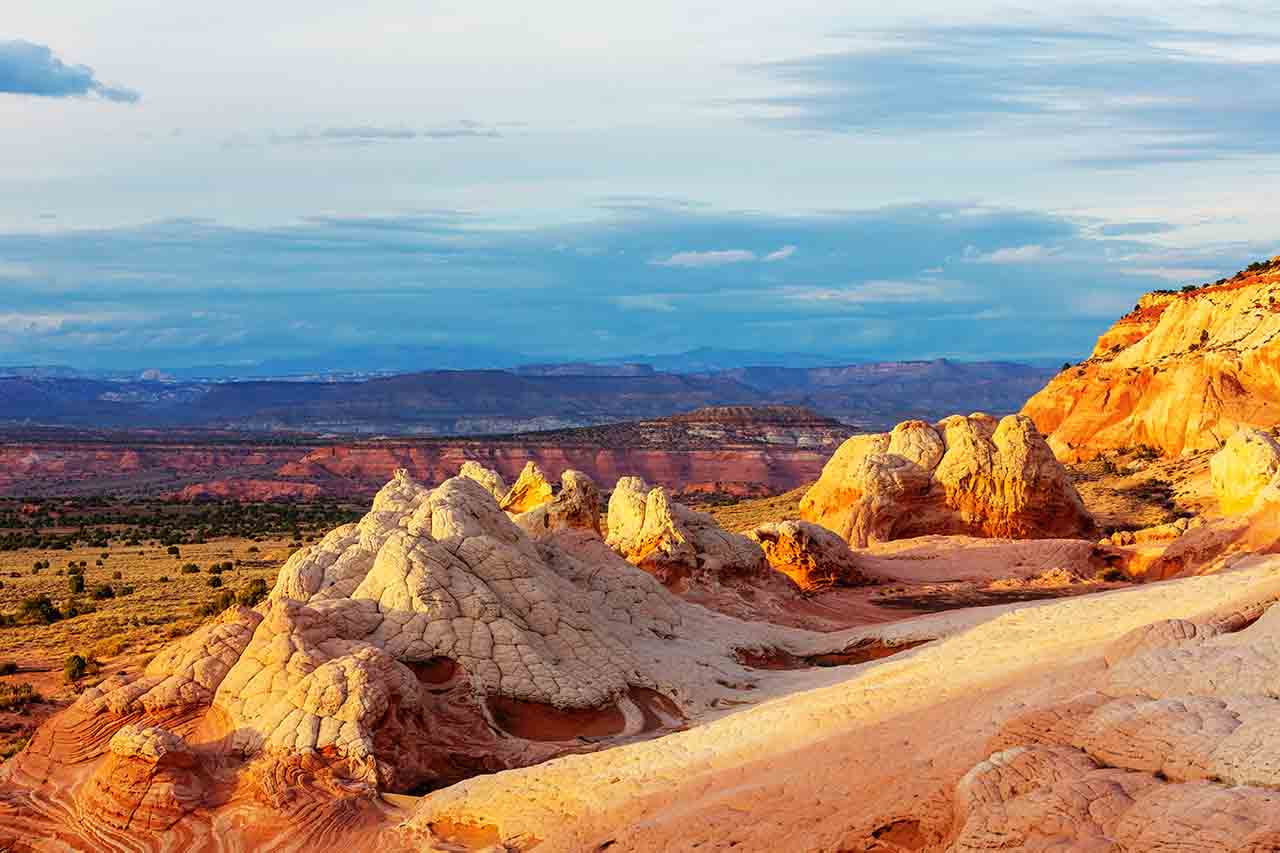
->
[1024, 263, 1280, 460]
[1211, 426, 1280, 514]
[800, 413, 1095, 547]
[498, 461, 554, 513]
[2, 465, 881, 851]
[748, 520, 872, 591]
[606, 476, 772, 587]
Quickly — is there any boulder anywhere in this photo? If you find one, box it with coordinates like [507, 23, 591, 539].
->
[801, 414, 1095, 547]
[747, 520, 872, 591]
[1210, 427, 1280, 514]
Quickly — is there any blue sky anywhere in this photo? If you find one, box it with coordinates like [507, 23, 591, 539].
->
[2, 1, 1279, 370]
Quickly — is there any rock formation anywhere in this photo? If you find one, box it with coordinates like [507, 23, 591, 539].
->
[403, 555, 1280, 851]
[606, 476, 772, 587]
[498, 461, 554, 513]
[747, 520, 872, 591]
[1024, 260, 1280, 460]
[800, 413, 1095, 547]
[457, 460, 507, 500]
[511, 469, 602, 538]
[2, 466, 891, 850]
[1210, 426, 1280, 514]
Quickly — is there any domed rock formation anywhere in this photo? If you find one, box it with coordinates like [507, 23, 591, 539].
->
[403, 555, 1280, 852]
[499, 461, 555, 513]
[1210, 426, 1280, 514]
[1024, 261, 1280, 461]
[747, 520, 872, 592]
[800, 414, 1095, 547]
[511, 469, 602, 538]
[2, 466, 886, 850]
[606, 476, 772, 587]
[458, 460, 508, 501]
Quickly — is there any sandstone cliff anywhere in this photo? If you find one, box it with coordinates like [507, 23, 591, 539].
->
[1024, 259, 1280, 461]
[799, 414, 1095, 546]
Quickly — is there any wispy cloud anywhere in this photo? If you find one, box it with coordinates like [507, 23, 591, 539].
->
[963, 244, 1059, 264]
[780, 280, 955, 304]
[651, 245, 797, 268]
[613, 294, 677, 312]
[270, 121, 502, 145]
[0, 40, 139, 103]
[745, 20, 1280, 166]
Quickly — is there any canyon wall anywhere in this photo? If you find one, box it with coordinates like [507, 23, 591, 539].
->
[1024, 261, 1280, 461]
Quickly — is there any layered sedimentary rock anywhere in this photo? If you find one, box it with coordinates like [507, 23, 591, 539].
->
[405, 556, 1280, 852]
[457, 460, 507, 500]
[747, 520, 871, 591]
[2, 465, 884, 850]
[800, 414, 1095, 547]
[1024, 262, 1280, 461]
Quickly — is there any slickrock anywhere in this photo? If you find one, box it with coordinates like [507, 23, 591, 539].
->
[800, 413, 1095, 547]
[2, 464, 891, 850]
[457, 460, 508, 501]
[511, 469, 602, 538]
[1211, 426, 1280, 514]
[498, 461, 554, 513]
[1024, 262, 1280, 460]
[748, 520, 872, 591]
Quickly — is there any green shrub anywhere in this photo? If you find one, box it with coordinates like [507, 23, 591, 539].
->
[207, 576, 222, 588]
[63, 654, 87, 683]
[237, 577, 269, 608]
[68, 574, 85, 595]
[20, 595, 61, 624]
[180, 563, 200, 574]
[90, 584, 115, 600]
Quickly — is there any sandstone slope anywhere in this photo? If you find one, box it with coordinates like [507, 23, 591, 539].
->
[1024, 260, 1280, 461]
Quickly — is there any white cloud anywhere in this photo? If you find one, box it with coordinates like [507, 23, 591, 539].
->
[963, 244, 1059, 264]
[780, 280, 953, 304]
[651, 249, 757, 268]
[613, 293, 677, 312]
[651, 245, 795, 268]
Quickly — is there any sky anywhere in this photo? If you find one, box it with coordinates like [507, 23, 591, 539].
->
[3, 1, 1280, 371]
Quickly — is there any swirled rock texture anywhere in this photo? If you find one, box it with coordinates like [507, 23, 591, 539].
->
[747, 520, 872, 591]
[1024, 262, 1280, 461]
[800, 413, 1095, 547]
[1211, 426, 1280, 514]
[405, 556, 1280, 852]
[1, 464, 886, 851]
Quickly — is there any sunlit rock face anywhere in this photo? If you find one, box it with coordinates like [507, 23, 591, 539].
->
[799, 414, 1095, 547]
[4, 465, 877, 850]
[1024, 265, 1280, 461]
[1210, 427, 1280, 515]
[747, 520, 872, 592]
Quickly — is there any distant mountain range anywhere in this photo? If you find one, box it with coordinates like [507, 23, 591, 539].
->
[0, 358, 1056, 435]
